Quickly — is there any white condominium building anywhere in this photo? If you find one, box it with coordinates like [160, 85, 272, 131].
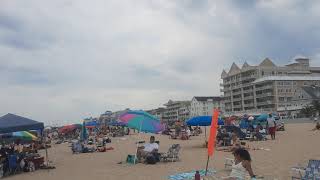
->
[221, 57, 320, 117]
[190, 96, 223, 117]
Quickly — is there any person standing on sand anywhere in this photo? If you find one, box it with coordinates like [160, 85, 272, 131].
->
[266, 114, 276, 140]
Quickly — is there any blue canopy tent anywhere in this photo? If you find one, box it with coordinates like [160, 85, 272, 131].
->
[0, 113, 49, 165]
[0, 113, 44, 134]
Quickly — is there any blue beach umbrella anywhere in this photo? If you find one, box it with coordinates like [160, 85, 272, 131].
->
[186, 116, 224, 126]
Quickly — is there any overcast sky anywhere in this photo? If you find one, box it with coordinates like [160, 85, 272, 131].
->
[1, 0, 320, 125]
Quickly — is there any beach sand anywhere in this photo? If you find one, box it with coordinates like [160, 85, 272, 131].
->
[7, 123, 320, 180]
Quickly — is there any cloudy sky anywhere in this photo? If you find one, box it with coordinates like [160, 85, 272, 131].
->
[1, 0, 320, 125]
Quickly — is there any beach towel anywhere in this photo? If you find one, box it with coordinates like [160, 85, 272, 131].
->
[168, 169, 216, 180]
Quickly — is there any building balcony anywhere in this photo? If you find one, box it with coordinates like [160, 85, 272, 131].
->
[242, 84, 254, 89]
[243, 89, 254, 93]
[233, 97, 242, 102]
[233, 104, 242, 108]
[256, 92, 274, 98]
[232, 91, 242, 95]
[255, 85, 274, 91]
[256, 101, 273, 106]
[243, 95, 254, 100]
[241, 75, 256, 81]
[244, 103, 254, 107]
[231, 85, 242, 90]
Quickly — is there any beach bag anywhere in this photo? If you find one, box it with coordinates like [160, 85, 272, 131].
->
[126, 155, 137, 164]
[145, 155, 156, 164]
[105, 138, 111, 143]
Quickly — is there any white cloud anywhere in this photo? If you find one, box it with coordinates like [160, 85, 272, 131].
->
[0, 0, 319, 124]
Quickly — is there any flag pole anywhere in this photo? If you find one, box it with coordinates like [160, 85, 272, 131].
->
[205, 155, 210, 176]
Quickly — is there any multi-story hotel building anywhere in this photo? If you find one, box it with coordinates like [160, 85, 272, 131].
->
[190, 96, 224, 117]
[163, 100, 191, 124]
[221, 57, 320, 117]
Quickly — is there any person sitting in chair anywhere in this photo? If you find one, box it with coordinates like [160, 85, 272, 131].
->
[137, 136, 159, 162]
[312, 122, 320, 131]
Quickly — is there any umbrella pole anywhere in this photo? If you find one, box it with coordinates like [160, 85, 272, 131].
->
[42, 130, 49, 166]
[134, 118, 143, 164]
[205, 127, 207, 140]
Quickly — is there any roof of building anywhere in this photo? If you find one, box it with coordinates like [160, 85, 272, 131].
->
[228, 63, 241, 74]
[253, 76, 320, 83]
[221, 70, 228, 78]
[242, 62, 250, 69]
[193, 96, 222, 102]
[259, 58, 276, 67]
[164, 100, 190, 106]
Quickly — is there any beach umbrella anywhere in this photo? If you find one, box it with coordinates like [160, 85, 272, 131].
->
[257, 114, 268, 121]
[59, 124, 81, 134]
[119, 110, 164, 164]
[85, 121, 100, 128]
[119, 110, 163, 133]
[107, 121, 126, 126]
[186, 116, 224, 126]
[12, 131, 38, 141]
[186, 116, 224, 143]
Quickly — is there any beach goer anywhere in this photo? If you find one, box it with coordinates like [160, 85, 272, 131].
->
[186, 128, 191, 138]
[266, 114, 276, 140]
[137, 136, 159, 162]
[312, 122, 320, 131]
[253, 123, 264, 141]
[231, 130, 238, 145]
[172, 121, 181, 139]
[224, 148, 255, 180]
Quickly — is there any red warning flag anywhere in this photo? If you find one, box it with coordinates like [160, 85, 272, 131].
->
[207, 109, 219, 156]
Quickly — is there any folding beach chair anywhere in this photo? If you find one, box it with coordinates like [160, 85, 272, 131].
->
[160, 144, 181, 162]
[291, 167, 305, 180]
[224, 158, 234, 169]
[302, 159, 320, 179]
[291, 159, 320, 180]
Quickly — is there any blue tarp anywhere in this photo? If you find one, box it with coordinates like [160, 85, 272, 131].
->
[0, 113, 44, 134]
[186, 116, 224, 126]
[85, 121, 100, 127]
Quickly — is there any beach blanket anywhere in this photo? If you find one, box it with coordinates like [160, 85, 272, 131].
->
[168, 169, 216, 180]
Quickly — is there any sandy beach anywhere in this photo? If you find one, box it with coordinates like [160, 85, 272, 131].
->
[6, 123, 320, 180]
